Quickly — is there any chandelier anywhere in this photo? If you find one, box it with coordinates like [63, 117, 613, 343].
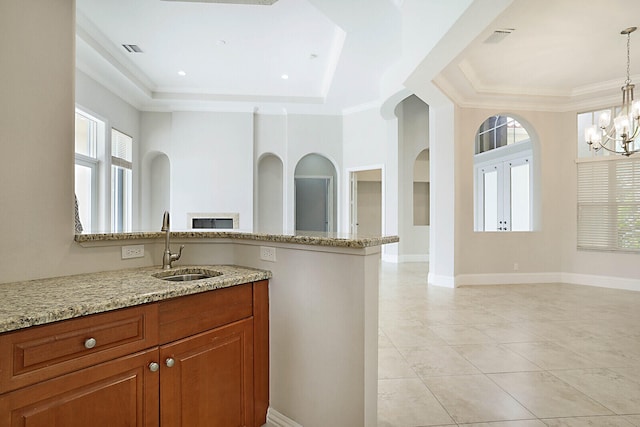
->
[585, 27, 640, 156]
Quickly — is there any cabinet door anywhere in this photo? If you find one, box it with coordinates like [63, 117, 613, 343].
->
[0, 348, 159, 427]
[160, 318, 254, 427]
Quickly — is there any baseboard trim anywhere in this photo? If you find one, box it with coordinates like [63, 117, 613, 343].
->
[452, 272, 639, 291]
[561, 273, 640, 292]
[455, 272, 563, 286]
[266, 408, 303, 427]
[427, 272, 455, 288]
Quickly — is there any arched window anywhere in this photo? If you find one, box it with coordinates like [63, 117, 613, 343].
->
[474, 115, 533, 232]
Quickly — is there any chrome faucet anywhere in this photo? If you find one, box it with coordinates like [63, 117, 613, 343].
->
[161, 211, 184, 269]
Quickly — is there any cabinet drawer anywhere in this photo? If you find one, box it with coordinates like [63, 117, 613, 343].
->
[159, 283, 253, 344]
[0, 304, 158, 393]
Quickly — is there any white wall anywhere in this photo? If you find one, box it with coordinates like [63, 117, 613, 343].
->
[140, 111, 254, 231]
[257, 155, 284, 232]
[343, 107, 397, 258]
[0, 0, 159, 284]
[140, 112, 173, 229]
[286, 114, 343, 231]
[396, 95, 429, 261]
[454, 107, 565, 282]
[0, 0, 69, 279]
[254, 113, 288, 230]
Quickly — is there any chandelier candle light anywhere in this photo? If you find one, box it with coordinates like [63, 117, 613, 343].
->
[585, 26, 640, 156]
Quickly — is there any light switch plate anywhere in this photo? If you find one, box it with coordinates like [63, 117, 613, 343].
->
[122, 245, 145, 259]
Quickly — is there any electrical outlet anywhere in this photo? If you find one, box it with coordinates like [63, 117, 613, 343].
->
[260, 246, 277, 262]
[122, 245, 145, 259]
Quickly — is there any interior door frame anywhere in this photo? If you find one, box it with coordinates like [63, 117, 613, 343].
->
[347, 165, 384, 236]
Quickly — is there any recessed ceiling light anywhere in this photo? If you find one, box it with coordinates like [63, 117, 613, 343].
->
[178, 70, 187, 76]
[309, 53, 318, 60]
[281, 74, 289, 80]
[216, 39, 227, 46]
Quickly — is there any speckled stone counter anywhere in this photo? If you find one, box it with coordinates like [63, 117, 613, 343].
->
[75, 230, 399, 248]
[0, 265, 271, 334]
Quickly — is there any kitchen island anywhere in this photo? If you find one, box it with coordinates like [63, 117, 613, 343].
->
[3, 230, 398, 427]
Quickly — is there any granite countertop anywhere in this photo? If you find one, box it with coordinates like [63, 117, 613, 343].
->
[75, 230, 400, 248]
[0, 265, 271, 334]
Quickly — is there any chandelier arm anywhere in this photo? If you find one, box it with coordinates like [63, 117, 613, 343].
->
[593, 143, 626, 155]
[599, 120, 640, 143]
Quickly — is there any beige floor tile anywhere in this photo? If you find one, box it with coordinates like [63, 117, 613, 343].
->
[452, 344, 542, 373]
[517, 321, 597, 342]
[541, 415, 636, 426]
[379, 310, 426, 328]
[422, 374, 534, 424]
[550, 369, 640, 414]
[625, 415, 640, 426]
[379, 329, 395, 349]
[558, 339, 640, 368]
[611, 367, 640, 385]
[376, 264, 640, 426]
[460, 421, 546, 427]
[428, 324, 496, 345]
[382, 325, 448, 348]
[488, 371, 613, 418]
[502, 341, 596, 370]
[377, 378, 454, 426]
[378, 347, 417, 380]
[474, 323, 543, 343]
[399, 346, 481, 377]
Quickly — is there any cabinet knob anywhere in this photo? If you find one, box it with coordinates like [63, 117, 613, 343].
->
[165, 358, 175, 368]
[149, 362, 160, 372]
[84, 338, 97, 349]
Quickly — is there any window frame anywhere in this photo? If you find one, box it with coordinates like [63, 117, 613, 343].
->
[474, 149, 533, 232]
[74, 106, 136, 234]
[74, 108, 105, 233]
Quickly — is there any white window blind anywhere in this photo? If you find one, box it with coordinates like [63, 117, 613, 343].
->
[111, 129, 132, 168]
[577, 157, 640, 252]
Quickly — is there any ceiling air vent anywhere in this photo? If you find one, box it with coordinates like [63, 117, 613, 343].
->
[160, 0, 278, 4]
[122, 44, 143, 53]
[483, 28, 515, 44]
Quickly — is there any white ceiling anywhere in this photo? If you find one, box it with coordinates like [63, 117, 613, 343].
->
[76, 0, 640, 114]
[434, 0, 640, 112]
[76, 0, 402, 113]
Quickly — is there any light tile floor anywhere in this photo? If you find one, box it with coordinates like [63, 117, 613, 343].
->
[378, 262, 640, 427]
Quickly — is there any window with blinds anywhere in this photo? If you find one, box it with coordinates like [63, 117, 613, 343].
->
[577, 157, 640, 252]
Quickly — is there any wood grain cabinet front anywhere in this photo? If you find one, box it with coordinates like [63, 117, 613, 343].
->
[160, 318, 254, 427]
[0, 348, 159, 427]
[0, 279, 269, 427]
[0, 304, 159, 393]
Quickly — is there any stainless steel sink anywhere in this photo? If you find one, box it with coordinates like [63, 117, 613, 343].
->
[153, 268, 222, 282]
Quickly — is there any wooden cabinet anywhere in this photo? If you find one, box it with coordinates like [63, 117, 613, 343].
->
[160, 318, 254, 427]
[0, 280, 269, 427]
[0, 348, 159, 427]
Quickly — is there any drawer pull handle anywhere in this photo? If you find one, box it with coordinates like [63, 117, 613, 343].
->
[149, 362, 160, 372]
[165, 358, 175, 368]
[84, 338, 97, 349]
